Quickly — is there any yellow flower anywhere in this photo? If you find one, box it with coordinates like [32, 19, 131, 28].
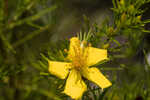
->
[48, 37, 112, 99]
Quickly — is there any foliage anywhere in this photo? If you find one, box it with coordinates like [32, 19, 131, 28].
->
[0, 0, 150, 100]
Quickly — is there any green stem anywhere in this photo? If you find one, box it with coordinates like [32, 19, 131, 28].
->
[8, 5, 57, 29]
[100, 67, 123, 71]
[12, 25, 49, 48]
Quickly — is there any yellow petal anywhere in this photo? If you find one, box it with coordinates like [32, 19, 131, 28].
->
[68, 37, 81, 60]
[48, 60, 72, 79]
[85, 47, 108, 66]
[82, 67, 112, 89]
[63, 69, 87, 99]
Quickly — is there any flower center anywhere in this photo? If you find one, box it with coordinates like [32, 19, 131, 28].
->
[71, 42, 88, 70]
[72, 54, 86, 70]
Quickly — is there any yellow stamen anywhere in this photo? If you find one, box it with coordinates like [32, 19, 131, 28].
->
[70, 41, 88, 70]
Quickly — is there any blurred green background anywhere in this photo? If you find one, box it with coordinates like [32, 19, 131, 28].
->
[0, 0, 150, 100]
